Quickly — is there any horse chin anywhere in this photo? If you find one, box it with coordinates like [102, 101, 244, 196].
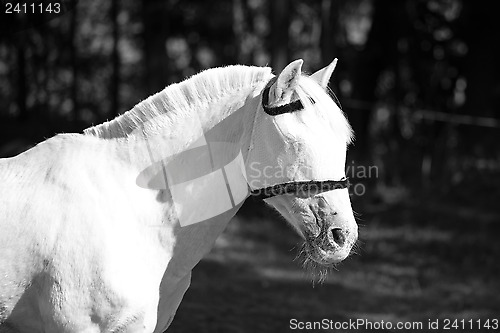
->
[305, 243, 350, 266]
[296, 233, 352, 283]
[297, 244, 335, 283]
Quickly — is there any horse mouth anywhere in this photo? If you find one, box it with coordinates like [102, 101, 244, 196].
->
[304, 242, 351, 266]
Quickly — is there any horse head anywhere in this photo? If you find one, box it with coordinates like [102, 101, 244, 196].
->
[246, 59, 358, 271]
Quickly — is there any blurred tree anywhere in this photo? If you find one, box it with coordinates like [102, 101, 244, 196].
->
[340, 0, 382, 160]
[319, 0, 340, 75]
[461, 2, 500, 118]
[0, 0, 498, 196]
[270, 0, 289, 71]
[70, 2, 78, 121]
[233, 0, 254, 64]
[110, 0, 120, 117]
[16, 39, 28, 121]
[233, 0, 270, 66]
[459, 1, 500, 161]
[142, 0, 170, 95]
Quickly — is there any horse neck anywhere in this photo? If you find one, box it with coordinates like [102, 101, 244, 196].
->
[108, 89, 262, 277]
[121, 89, 261, 177]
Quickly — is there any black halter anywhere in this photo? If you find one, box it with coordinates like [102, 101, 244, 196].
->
[261, 76, 342, 116]
[261, 77, 315, 116]
[251, 79, 350, 199]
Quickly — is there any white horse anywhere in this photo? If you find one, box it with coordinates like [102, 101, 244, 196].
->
[0, 59, 357, 332]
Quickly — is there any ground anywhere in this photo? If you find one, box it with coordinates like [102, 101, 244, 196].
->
[168, 180, 500, 333]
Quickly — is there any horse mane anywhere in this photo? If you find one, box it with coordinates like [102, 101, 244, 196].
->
[84, 65, 273, 139]
[83, 64, 353, 145]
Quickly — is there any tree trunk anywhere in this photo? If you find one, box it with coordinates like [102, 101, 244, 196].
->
[319, 0, 341, 88]
[270, 0, 289, 71]
[110, 0, 120, 116]
[462, 2, 500, 118]
[142, 0, 169, 95]
[16, 42, 27, 122]
[320, 0, 339, 64]
[233, 0, 254, 64]
[70, 2, 79, 121]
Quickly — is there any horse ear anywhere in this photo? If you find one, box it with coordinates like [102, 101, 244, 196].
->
[269, 59, 303, 105]
[311, 58, 338, 89]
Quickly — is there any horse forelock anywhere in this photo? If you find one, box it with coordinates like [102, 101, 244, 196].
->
[84, 65, 273, 139]
[295, 75, 354, 146]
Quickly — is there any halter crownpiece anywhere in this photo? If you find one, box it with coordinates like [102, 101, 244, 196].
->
[250, 178, 350, 200]
[261, 77, 316, 116]
[261, 76, 342, 116]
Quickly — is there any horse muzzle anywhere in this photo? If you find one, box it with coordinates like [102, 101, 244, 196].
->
[305, 218, 358, 265]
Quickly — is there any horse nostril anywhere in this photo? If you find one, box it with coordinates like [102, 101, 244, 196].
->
[330, 228, 346, 247]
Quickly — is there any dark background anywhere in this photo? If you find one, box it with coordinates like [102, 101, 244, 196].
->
[1, 0, 499, 332]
